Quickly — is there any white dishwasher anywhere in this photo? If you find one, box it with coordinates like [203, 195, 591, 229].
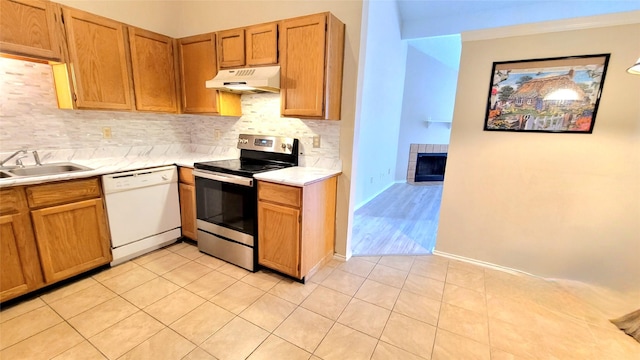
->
[102, 165, 182, 265]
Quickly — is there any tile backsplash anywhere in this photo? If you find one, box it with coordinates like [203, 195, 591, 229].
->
[0, 57, 341, 169]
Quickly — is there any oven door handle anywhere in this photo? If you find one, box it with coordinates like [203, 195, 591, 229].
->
[193, 169, 253, 187]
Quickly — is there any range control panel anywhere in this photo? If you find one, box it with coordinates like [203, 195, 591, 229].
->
[237, 134, 296, 154]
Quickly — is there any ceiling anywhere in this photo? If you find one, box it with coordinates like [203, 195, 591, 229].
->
[395, 0, 640, 38]
[396, 0, 544, 23]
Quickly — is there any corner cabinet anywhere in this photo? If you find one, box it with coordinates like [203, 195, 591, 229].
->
[128, 27, 179, 113]
[0, 0, 64, 61]
[178, 167, 197, 241]
[177, 33, 241, 116]
[26, 178, 112, 283]
[61, 7, 133, 110]
[0, 187, 44, 303]
[257, 177, 338, 280]
[280, 13, 345, 120]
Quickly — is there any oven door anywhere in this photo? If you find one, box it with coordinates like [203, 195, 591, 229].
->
[193, 169, 256, 244]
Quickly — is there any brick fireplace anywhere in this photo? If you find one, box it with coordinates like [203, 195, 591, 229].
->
[407, 144, 449, 184]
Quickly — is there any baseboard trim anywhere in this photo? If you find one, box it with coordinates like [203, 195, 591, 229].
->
[433, 250, 535, 277]
[333, 253, 347, 262]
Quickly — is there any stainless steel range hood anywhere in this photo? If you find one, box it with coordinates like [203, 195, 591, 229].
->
[205, 66, 280, 94]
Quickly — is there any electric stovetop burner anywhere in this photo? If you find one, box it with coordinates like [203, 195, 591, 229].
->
[194, 134, 300, 178]
[195, 159, 291, 177]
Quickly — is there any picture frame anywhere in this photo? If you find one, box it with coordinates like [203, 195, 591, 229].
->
[483, 54, 610, 133]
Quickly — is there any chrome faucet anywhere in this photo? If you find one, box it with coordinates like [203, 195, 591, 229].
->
[15, 155, 29, 168]
[33, 150, 42, 166]
[0, 149, 27, 167]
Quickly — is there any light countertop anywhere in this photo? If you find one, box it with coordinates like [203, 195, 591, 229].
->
[0, 154, 342, 188]
[254, 167, 342, 187]
[0, 153, 232, 188]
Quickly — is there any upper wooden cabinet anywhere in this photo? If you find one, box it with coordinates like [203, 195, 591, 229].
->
[217, 28, 245, 68]
[1, 3, 346, 119]
[177, 33, 241, 116]
[280, 13, 345, 120]
[0, 0, 63, 61]
[129, 27, 179, 113]
[61, 7, 133, 110]
[245, 23, 278, 66]
[217, 22, 278, 69]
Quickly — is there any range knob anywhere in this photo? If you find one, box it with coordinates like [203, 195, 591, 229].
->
[286, 144, 292, 150]
[281, 143, 287, 150]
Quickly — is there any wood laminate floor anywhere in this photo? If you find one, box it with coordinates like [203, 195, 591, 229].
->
[351, 182, 443, 256]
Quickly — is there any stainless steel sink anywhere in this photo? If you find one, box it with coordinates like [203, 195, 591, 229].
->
[6, 162, 92, 177]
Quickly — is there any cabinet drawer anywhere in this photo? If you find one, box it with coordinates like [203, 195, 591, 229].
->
[26, 178, 101, 208]
[179, 167, 195, 185]
[258, 181, 301, 208]
[0, 187, 27, 215]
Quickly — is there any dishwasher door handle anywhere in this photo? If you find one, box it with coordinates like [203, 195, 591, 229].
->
[193, 169, 253, 187]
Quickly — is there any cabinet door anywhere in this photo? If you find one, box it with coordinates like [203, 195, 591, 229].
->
[31, 198, 112, 283]
[245, 23, 278, 66]
[280, 14, 326, 118]
[129, 27, 178, 113]
[62, 7, 133, 110]
[179, 183, 197, 241]
[0, 0, 62, 61]
[217, 28, 245, 68]
[0, 213, 43, 302]
[178, 33, 220, 114]
[258, 201, 300, 278]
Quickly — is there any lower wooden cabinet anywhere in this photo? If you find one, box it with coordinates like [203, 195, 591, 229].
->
[0, 177, 112, 302]
[0, 187, 43, 303]
[258, 201, 301, 276]
[257, 176, 338, 280]
[31, 198, 111, 283]
[178, 167, 197, 241]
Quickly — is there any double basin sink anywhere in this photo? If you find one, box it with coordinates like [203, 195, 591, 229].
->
[0, 162, 92, 179]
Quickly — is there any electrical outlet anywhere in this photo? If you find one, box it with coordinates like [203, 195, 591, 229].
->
[102, 127, 112, 139]
[214, 129, 221, 140]
[312, 136, 321, 148]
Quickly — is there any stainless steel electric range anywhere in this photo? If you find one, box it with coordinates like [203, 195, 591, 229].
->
[193, 134, 299, 271]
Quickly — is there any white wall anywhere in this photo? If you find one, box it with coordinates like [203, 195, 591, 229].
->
[56, 1, 185, 36]
[394, 36, 460, 181]
[437, 18, 640, 292]
[352, 0, 407, 210]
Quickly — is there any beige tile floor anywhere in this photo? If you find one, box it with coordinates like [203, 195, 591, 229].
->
[1, 242, 639, 359]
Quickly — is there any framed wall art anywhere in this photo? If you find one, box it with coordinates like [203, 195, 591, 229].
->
[484, 54, 610, 133]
